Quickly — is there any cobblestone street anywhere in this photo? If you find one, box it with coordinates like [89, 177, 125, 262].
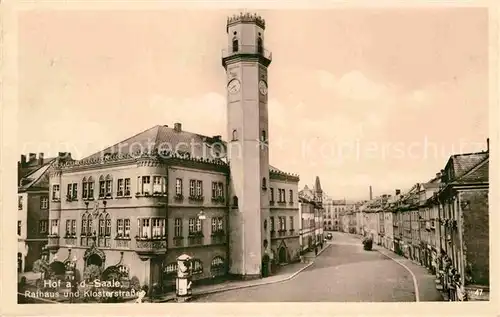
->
[195, 232, 443, 302]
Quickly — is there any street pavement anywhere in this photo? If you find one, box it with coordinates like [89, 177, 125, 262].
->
[195, 232, 443, 302]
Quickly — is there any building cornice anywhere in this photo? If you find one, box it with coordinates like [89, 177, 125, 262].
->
[54, 151, 229, 174]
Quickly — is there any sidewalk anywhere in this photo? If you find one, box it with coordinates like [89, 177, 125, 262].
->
[150, 244, 331, 303]
[374, 246, 444, 302]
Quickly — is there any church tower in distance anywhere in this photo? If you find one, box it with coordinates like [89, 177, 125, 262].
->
[222, 12, 272, 279]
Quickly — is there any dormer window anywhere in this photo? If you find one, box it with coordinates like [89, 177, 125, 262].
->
[232, 37, 239, 53]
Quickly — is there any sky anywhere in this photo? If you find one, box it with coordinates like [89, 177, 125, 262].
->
[17, 8, 489, 200]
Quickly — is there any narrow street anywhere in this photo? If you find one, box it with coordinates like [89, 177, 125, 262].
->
[196, 232, 443, 302]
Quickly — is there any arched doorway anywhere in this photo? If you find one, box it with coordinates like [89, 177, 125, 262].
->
[278, 247, 287, 264]
[17, 253, 23, 273]
[87, 254, 103, 267]
[49, 261, 66, 276]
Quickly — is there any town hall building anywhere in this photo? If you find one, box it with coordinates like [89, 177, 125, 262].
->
[45, 13, 301, 289]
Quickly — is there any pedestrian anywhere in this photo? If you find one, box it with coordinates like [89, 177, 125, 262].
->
[135, 289, 146, 303]
[315, 247, 318, 256]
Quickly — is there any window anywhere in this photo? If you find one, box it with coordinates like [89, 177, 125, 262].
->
[232, 129, 238, 141]
[232, 37, 239, 52]
[211, 256, 225, 276]
[52, 185, 60, 201]
[39, 220, 48, 234]
[116, 178, 131, 197]
[88, 177, 94, 198]
[138, 218, 151, 238]
[189, 218, 202, 234]
[189, 180, 196, 197]
[192, 259, 203, 274]
[153, 176, 166, 194]
[18, 196, 23, 210]
[117, 179, 124, 196]
[196, 180, 203, 196]
[141, 176, 151, 195]
[175, 178, 183, 196]
[117, 219, 124, 237]
[212, 182, 217, 199]
[270, 216, 275, 231]
[17, 221, 21, 235]
[262, 177, 267, 190]
[152, 218, 166, 238]
[124, 219, 130, 237]
[211, 217, 224, 233]
[82, 177, 95, 199]
[233, 196, 238, 206]
[261, 130, 266, 142]
[81, 214, 93, 236]
[50, 219, 59, 235]
[174, 218, 182, 237]
[66, 183, 78, 200]
[65, 219, 76, 236]
[164, 263, 178, 276]
[289, 190, 293, 203]
[278, 216, 286, 231]
[105, 175, 113, 197]
[270, 188, 274, 202]
[124, 178, 131, 196]
[105, 214, 111, 236]
[99, 176, 106, 198]
[289, 216, 294, 230]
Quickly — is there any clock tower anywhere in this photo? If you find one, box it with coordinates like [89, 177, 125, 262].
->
[222, 12, 271, 279]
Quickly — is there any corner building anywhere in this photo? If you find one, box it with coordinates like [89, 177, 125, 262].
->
[46, 13, 300, 288]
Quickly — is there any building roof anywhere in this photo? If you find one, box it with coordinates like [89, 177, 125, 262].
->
[78, 124, 296, 178]
[82, 125, 225, 161]
[315, 176, 322, 192]
[18, 161, 55, 192]
[449, 151, 489, 180]
[453, 157, 489, 184]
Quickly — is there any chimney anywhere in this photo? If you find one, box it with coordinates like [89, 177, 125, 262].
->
[20, 155, 26, 166]
[369, 186, 373, 200]
[38, 152, 44, 165]
[436, 172, 442, 179]
[487, 138, 489, 152]
[29, 153, 36, 162]
[57, 152, 72, 161]
[395, 189, 401, 196]
[174, 123, 182, 132]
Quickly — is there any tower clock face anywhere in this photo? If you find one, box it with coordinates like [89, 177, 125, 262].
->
[259, 80, 268, 95]
[228, 79, 241, 94]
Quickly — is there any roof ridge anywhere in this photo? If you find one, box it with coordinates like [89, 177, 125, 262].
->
[452, 150, 488, 158]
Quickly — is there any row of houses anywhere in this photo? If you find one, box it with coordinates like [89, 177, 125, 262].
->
[359, 142, 490, 301]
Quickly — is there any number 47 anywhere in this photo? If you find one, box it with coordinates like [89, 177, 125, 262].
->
[474, 289, 483, 296]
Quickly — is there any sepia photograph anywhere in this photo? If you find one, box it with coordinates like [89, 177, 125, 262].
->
[4, 2, 494, 311]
